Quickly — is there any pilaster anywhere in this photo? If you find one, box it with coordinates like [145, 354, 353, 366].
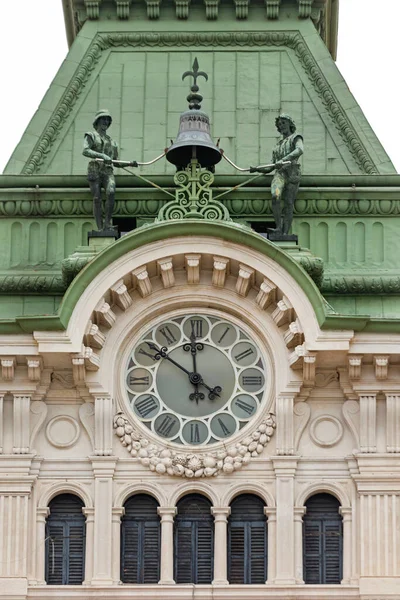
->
[34, 507, 50, 584]
[94, 394, 113, 456]
[386, 394, 400, 452]
[264, 507, 276, 583]
[82, 507, 95, 584]
[294, 506, 306, 583]
[0, 492, 30, 577]
[13, 395, 31, 454]
[111, 507, 125, 583]
[211, 507, 230, 584]
[276, 396, 294, 455]
[90, 457, 117, 585]
[157, 507, 176, 584]
[339, 506, 352, 584]
[272, 456, 299, 584]
[0, 395, 3, 453]
[359, 394, 376, 453]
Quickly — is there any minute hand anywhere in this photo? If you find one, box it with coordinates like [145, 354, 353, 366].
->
[146, 342, 221, 399]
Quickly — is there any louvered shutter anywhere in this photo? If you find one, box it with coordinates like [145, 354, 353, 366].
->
[249, 523, 267, 583]
[121, 522, 139, 582]
[46, 523, 66, 584]
[228, 494, 267, 584]
[196, 521, 214, 583]
[121, 494, 160, 584]
[175, 522, 193, 583]
[228, 523, 245, 583]
[303, 520, 322, 584]
[324, 520, 343, 583]
[67, 523, 86, 584]
[45, 494, 86, 585]
[303, 494, 342, 585]
[174, 494, 214, 584]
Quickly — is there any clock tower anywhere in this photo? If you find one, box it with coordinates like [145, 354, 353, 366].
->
[1, 1, 400, 599]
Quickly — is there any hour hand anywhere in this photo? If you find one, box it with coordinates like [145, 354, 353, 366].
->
[146, 342, 167, 360]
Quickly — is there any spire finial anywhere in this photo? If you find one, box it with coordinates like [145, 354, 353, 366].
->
[182, 58, 208, 110]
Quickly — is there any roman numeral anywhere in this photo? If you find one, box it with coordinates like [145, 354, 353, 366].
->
[129, 375, 150, 386]
[136, 396, 157, 418]
[217, 326, 230, 344]
[159, 326, 177, 345]
[156, 415, 176, 437]
[138, 348, 156, 361]
[242, 376, 262, 386]
[218, 418, 231, 436]
[191, 319, 203, 338]
[234, 398, 255, 415]
[234, 347, 254, 362]
[190, 423, 200, 443]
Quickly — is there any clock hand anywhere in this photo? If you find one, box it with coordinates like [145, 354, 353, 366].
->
[147, 342, 222, 400]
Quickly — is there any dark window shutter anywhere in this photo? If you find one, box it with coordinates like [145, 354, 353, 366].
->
[228, 494, 267, 584]
[174, 494, 214, 584]
[45, 494, 86, 585]
[303, 493, 343, 585]
[121, 494, 160, 584]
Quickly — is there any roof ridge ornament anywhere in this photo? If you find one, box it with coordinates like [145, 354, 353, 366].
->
[182, 58, 208, 110]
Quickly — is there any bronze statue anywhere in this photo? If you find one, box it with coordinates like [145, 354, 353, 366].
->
[250, 114, 303, 236]
[83, 110, 137, 231]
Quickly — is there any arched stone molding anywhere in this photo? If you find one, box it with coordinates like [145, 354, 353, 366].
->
[296, 480, 351, 508]
[114, 481, 167, 508]
[222, 482, 276, 508]
[169, 480, 220, 508]
[34, 222, 336, 355]
[38, 481, 93, 509]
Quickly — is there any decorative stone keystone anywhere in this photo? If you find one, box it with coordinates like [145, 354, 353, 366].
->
[236, 264, 254, 296]
[110, 280, 132, 310]
[84, 0, 101, 19]
[373, 355, 389, 380]
[284, 320, 304, 349]
[145, 0, 161, 18]
[234, 0, 249, 18]
[272, 296, 294, 326]
[115, 0, 131, 19]
[348, 355, 362, 380]
[84, 321, 106, 349]
[255, 278, 277, 309]
[27, 358, 42, 382]
[157, 257, 175, 288]
[175, 0, 190, 19]
[212, 256, 229, 288]
[93, 299, 116, 329]
[1, 357, 16, 381]
[265, 0, 281, 19]
[185, 254, 201, 284]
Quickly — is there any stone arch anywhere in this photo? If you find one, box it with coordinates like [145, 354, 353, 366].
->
[38, 481, 93, 509]
[114, 481, 167, 508]
[296, 480, 351, 508]
[222, 482, 275, 507]
[169, 481, 220, 508]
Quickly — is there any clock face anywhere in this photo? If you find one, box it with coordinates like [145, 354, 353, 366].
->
[124, 313, 268, 446]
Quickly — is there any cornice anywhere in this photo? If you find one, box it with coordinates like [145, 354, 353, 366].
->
[23, 29, 375, 176]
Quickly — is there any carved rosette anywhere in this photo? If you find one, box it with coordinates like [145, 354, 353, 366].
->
[114, 411, 276, 478]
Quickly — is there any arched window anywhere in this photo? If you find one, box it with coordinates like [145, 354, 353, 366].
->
[228, 494, 267, 584]
[303, 493, 343, 584]
[174, 494, 214, 584]
[120, 494, 160, 583]
[45, 493, 86, 585]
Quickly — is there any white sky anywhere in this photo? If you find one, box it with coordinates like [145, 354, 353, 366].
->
[1, 0, 399, 173]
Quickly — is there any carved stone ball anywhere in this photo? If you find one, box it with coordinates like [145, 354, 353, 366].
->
[138, 448, 148, 458]
[223, 462, 234, 474]
[116, 426, 125, 437]
[156, 463, 166, 474]
[203, 456, 216, 468]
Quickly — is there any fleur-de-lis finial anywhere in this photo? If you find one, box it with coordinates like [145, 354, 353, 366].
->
[182, 58, 208, 110]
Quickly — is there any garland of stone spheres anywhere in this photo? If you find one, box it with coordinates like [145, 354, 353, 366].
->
[114, 411, 276, 477]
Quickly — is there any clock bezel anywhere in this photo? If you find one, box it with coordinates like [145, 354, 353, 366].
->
[117, 306, 274, 451]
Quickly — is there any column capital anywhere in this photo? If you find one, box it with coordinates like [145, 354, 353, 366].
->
[294, 506, 306, 519]
[272, 455, 300, 475]
[339, 506, 352, 518]
[82, 507, 95, 520]
[37, 507, 50, 519]
[211, 506, 231, 520]
[112, 506, 125, 518]
[157, 506, 177, 519]
[264, 506, 276, 519]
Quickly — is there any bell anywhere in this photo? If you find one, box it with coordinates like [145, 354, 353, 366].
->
[166, 109, 222, 169]
[166, 58, 222, 169]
